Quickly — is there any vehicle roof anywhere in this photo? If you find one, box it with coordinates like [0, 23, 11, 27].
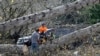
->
[19, 36, 31, 39]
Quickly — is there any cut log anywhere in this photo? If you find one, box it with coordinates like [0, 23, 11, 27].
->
[0, 0, 99, 31]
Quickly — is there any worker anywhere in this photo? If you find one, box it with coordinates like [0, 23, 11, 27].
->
[38, 23, 48, 44]
[39, 23, 48, 33]
[31, 29, 40, 52]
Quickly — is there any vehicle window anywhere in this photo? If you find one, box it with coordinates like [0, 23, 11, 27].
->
[18, 39, 24, 43]
[24, 39, 29, 42]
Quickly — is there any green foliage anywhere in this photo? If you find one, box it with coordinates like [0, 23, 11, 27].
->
[55, 4, 100, 24]
[81, 4, 100, 24]
[89, 4, 100, 24]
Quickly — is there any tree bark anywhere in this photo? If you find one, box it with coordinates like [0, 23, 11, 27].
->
[0, 44, 23, 54]
[0, 0, 99, 32]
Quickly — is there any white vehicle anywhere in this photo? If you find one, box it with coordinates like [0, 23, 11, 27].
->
[17, 28, 54, 45]
[17, 36, 31, 45]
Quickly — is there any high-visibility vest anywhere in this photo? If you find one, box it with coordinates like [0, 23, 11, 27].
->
[39, 26, 48, 33]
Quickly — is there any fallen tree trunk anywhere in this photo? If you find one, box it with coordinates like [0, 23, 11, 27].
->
[0, 44, 23, 54]
[39, 23, 100, 56]
[0, 0, 99, 32]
